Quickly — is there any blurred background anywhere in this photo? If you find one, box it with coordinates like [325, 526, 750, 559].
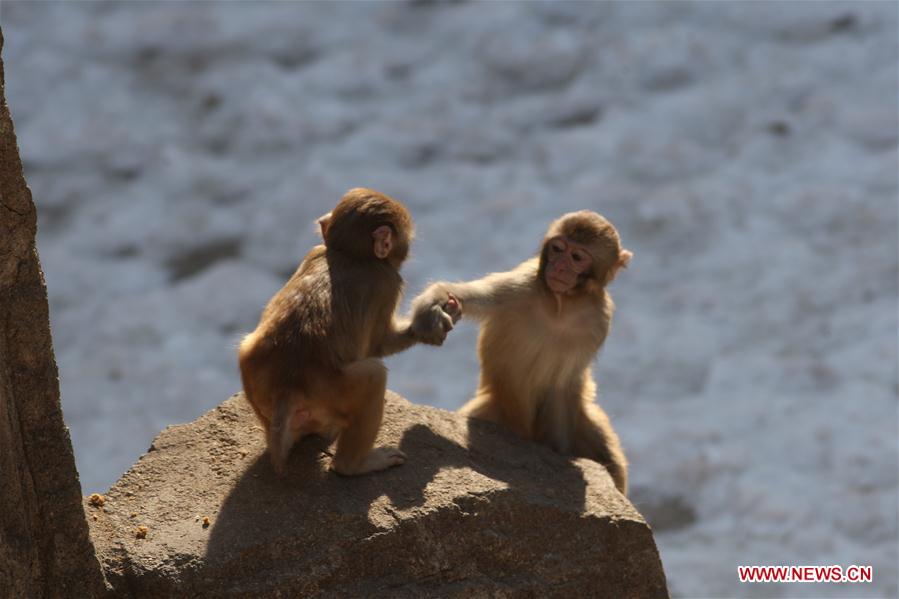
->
[2, 2, 896, 596]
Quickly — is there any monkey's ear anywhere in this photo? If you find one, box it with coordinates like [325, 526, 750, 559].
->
[317, 212, 332, 239]
[604, 249, 633, 284]
[372, 225, 393, 259]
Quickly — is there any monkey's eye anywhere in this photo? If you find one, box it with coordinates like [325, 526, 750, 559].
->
[571, 249, 590, 264]
[550, 240, 566, 254]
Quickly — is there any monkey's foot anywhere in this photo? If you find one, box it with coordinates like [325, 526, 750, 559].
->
[332, 446, 406, 476]
[365, 446, 407, 472]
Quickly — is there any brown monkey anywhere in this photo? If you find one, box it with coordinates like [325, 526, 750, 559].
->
[411, 211, 632, 494]
[239, 188, 460, 476]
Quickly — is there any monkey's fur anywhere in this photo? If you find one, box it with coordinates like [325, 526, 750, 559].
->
[413, 211, 632, 494]
[239, 188, 455, 476]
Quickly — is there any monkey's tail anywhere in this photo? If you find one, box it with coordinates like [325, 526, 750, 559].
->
[267, 394, 296, 477]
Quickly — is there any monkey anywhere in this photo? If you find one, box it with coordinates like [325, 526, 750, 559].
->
[410, 211, 632, 494]
[239, 188, 460, 477]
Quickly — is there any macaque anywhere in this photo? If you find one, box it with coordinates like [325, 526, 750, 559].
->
[239, 188, 460, 476]
[411, 211, 632, 494]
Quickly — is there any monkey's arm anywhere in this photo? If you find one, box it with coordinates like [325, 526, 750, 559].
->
[369, 320, 419, 357]
[412, 258, 537, 321]
[370, 303, 459, 356]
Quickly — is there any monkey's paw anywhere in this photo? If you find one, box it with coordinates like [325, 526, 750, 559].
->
[410, 295, 460, 346]
[444, 293, 462, 323]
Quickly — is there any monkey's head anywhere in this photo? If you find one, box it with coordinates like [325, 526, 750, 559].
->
[538, 210, 632, 295]
[318, 188, 414, 268]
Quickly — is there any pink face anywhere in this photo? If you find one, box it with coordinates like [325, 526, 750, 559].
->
[545, 236, 594, 293]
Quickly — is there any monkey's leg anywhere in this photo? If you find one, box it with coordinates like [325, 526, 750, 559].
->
[461, 376, 535, 440]
[573, 402, 628, 495]
[240, 356, 293, 476]
[238, 340, 275, 442]
[459, 392, 502, 422]
[331, 359, 406, 476]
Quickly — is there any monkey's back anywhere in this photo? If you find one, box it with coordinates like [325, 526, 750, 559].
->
[241, 245, 402, 390]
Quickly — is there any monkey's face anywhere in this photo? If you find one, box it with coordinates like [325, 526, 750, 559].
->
[544, 236, 594, 294]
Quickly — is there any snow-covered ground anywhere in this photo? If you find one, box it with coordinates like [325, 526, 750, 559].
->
[2, 2, 896, 596]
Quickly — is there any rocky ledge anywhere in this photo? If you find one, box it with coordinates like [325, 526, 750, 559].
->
[86, 392, 667, 598]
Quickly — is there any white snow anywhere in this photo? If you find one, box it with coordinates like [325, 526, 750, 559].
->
[2, 2, 896, 596]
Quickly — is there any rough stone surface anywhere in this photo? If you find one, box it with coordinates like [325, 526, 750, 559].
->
[0, 29, 106, 599]
[87, 393, 668, 598]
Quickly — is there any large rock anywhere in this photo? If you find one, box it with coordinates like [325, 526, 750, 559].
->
[87, 392, 668, 597]
[0, 29, 106, 599]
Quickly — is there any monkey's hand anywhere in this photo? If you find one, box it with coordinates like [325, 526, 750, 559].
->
[409, 287, 462, 346]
